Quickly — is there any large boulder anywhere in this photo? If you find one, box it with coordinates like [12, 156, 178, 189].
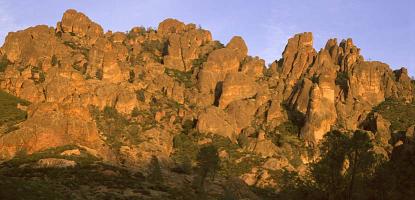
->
[226, 36, 248, 61]
[198, 48, 240, 94]
[157, 18, 186, 35]
[196, 106, 238, 141]
[219, 72, 258, 109]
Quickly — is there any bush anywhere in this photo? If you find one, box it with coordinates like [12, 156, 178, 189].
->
[164, 68, 194, 88]
[90, 106, 141, 150]
[0, 55, 10, 72]
[30, 67, 46, 84]
[136, 89, 146, 102]
[131, 107, 140, 117]
[373, 98, 415, 131]
[0, 90, 30, 127]
[335, 71, 349, 93]
[148, 156, 164, 184]
[95, 69, 103, 80]
[51, 55, 58, 66]
[172, 133, 199, 164]
[128, 70, 135, 83]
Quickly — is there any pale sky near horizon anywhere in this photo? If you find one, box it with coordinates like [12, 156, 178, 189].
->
[0, 0, 414, 77]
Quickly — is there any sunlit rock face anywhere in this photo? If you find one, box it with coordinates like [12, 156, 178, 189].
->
[0, 9, 413, 167]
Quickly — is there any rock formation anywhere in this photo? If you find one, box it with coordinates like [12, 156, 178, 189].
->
[0, 9, 413, 199]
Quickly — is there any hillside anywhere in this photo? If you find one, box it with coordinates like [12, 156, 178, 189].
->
[0, 9, 414, 199]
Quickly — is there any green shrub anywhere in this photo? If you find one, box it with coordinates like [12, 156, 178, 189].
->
[275, 121, 300, 136]
[372, 98, 415, 131]
[148, 156, 164, 184]
[136, 89, 146, 102]
[51, 55, 58, 66]
[95, 69, 103, 80]
[131, 107, 140, 117]
[0, 90, 30, 127]
[164, 68, 194, 88]
[63, 41, 77, 49]
[128, 70, 135, 83]
[0, 55, 10, 72]
[30, 67, 46, 84]
[142, 40, 165, 54]
[172, 133, 199, 164]
[335, 71, 349, 93]
[90, 106, 141, 150]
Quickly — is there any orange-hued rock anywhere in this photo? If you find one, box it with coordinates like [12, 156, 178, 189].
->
[0, 103, 113, 161]
[226, 36, 248, 61]
[157, 18, 186, 35]
[196, 106, 238, 141]
[0, 9, 414, 174]
[278, 32, 316, 99]
[163, 26, 212, 71]
[219, 72, 258, 109]
[58, 9, 103, 39]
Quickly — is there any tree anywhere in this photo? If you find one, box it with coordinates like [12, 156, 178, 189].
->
[280, 130, 379, 199]
[310, 130, 350, 199]
[345, 130, 376, 200]
[148, 155, 164, 184]
[195, 145, 220, 192]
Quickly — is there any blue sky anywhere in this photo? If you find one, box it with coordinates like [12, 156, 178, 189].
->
[0, 0, 414, 77]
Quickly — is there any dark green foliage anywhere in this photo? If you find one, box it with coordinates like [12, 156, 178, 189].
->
[95, 68, 103, 80]
[131, 107, 140, 117]
[209, 135, 266, 178]
[90, 106, 141, 150]
[164, 68, 194, 88]
[172, 133, 199, 165]
[336, 71, 349, 94]
[0, 145, 155, 200]
[142, 39, 166, 56]
[128, 70, 135, 83]
[372, 98, 415, 131]
[0, 177, 69, 200]
[192, 54, 208, 70]
[136, 89, 146, 102]
[51, 55, 58, 66]
[275, 121, 300, 136]
[30, 67, 46, 84]
[148, 156, 164, 184]
[0, 90, 30, 128]
[0, 55, 10, 72]
[63, 41, 77, 49]
[279, 130, 380, 199]
[368, 140, 415, 199]
[196, 145, 220, 189]
[72, 63, 87, 74]
[182, 119, 195, 133]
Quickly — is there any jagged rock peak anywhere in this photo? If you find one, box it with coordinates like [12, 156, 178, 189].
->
[57, 9, 103, 38]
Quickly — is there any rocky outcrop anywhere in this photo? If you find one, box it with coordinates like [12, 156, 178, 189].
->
[58, 9, 103, 39]
[163, 24, 212, 71]
[277, 32, 316, 99]
[0, 102, 112, 161]
[0, 9, 413, 175]
[219, 72, 258, 109]
[196, 106, 238, 141]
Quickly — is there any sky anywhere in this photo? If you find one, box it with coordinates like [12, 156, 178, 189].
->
[0, 0, 414, 77]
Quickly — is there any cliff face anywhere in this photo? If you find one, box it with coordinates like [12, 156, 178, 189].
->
[0, 9, 414, 198]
